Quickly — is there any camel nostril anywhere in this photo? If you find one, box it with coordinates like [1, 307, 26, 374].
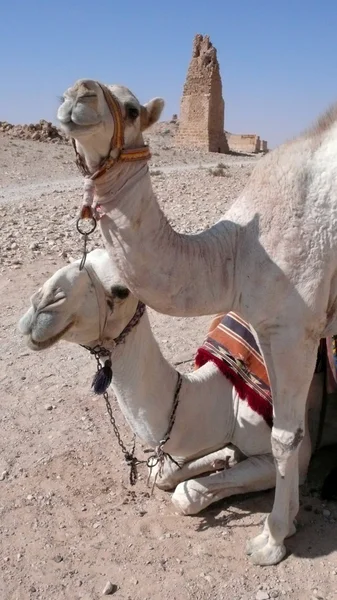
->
[35, 293, 66, 313]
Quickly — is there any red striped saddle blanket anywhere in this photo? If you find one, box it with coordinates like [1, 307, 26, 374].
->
[195, 311, 336, 429]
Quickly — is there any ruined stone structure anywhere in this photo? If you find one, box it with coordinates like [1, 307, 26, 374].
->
[226, 133, 269, 154]
[175, 34, 229, 153]
[175, 34, 268, 154]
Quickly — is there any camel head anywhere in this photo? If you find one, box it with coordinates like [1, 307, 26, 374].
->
[18, 249, 138, 352]
[57, 79, 165, 172]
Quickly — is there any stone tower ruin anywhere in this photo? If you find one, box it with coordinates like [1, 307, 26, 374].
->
[175, 34, 229, 153]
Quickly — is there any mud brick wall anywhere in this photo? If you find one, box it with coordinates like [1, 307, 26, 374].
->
[227, 133, 261, 153]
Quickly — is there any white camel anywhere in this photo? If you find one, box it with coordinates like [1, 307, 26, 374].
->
[56, 80, 337, 565]
[19, 249, 323, 518]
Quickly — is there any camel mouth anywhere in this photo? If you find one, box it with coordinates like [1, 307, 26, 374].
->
[28, 321, 74, 351]
[59, 120, 102, 136]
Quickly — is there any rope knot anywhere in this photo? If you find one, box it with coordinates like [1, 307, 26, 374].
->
[80, 177, 96, 219]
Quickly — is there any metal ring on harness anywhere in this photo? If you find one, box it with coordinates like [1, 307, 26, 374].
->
[76, 216, 97, 236]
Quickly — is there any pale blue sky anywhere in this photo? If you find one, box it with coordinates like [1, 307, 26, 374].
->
[1, 0, 336, 148]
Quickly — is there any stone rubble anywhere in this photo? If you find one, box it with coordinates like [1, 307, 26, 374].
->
[0, 119, 67, 143]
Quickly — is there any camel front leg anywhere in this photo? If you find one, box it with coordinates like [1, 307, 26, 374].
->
[246, 335, 318, 566]
[171, 454, 276, 515]
[153, 445, 245, 491]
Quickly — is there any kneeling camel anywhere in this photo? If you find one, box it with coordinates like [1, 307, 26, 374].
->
[19, 249, 323, 522]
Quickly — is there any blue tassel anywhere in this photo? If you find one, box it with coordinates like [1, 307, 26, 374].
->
[91, 359, 113, 395]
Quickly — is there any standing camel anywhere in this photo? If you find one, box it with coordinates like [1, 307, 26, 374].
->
[57, 79, 337, 565]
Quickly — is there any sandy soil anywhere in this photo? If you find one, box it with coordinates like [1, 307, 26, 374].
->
[0, 128, 336, 600]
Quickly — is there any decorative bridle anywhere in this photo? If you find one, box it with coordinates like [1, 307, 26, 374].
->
[72, 82, 151, 221]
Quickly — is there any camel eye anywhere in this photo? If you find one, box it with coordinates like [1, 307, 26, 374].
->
[111, 285, 130, 300]
[126, 105, 139, 120]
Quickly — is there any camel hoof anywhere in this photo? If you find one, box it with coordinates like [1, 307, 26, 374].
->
[171, 492, 192, 515]
[246, 532, 269, 556]
[249, 542, 287, 566]
[171, 488, 201, 515]
[171, 481, 211, 515]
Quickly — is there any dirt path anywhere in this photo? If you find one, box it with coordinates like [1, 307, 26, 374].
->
[0, 159, 258, 204]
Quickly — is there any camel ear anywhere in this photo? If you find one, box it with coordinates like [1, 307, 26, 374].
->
[140, 98, 165, 131]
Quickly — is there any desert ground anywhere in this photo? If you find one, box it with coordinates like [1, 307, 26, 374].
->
[0, 123, 336, 600]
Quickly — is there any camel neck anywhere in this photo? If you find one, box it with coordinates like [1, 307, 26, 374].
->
[93, 160, 150, 203]
[97, 164, 238, 317]
[105, 309, 180, 448]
